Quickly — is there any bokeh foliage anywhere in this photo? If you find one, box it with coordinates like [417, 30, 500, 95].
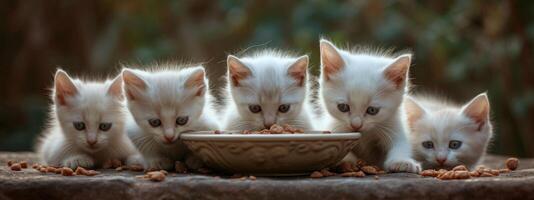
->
[1, 0, 533, 156]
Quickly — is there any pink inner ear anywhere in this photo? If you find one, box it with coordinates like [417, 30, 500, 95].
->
[320, 42, 344, 80]
[55, 73, 78, 106]
[462, 94, 490, 131]
[288, 56, 308, 86]
[404, 98, 424, 130]
[384, 56, 410, 89]
[107, 77, 124, 99]
[122, 70, 146, 100]
[228, 57, 250, 87]
[185, 69, 206, 96]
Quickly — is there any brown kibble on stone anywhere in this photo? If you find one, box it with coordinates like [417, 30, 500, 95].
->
[128, 164, 144, 172]
[39, 167, 47, 173]
[61, 167, 74, 176]
[499, 168, 511, 173]
[19, 161, 28, 169]
[310, 171, 323, 178]
[249, 175, 257, 180]
[452, 171, 470, 179]
[452, 165, 468, 171]
[420, 169, 439, 177]
[338, 162, 354, 173]
[146, 171, 166, 182]
[85, 170, 99, 176]
[75, 167, 87, 175]
[320, 168, 335, 177]
[7, 161, 13, 167]
[55, 168, 62, 174]
[356, 160, 367, 167]
[10, 163, 21, 171]
[505, 158, 519, 170]
[480, 172, 495, 177]
[469, 171, 481, 177]
[361, 166, 378, 175]
[489, 169, 500, 176]
[32, 163, 40, 169]
[175, 161, 188, 173]
[437, 171, 455, 180]
[46, 166, 57, 173]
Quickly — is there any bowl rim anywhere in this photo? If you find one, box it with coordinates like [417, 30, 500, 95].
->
[180, 131, 361, 141]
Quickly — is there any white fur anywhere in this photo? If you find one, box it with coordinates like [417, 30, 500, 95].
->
[123, 66, 219, 170]
[37, 70, 142, 169]
[404, 93, 493, 170]
[318, 39, 420, 173]
[221, 50, 314, 131]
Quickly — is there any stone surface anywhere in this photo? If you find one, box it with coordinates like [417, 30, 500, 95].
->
[1, 152, 534, 200]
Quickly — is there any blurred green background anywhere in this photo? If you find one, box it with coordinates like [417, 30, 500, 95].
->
[0, 0, 533, 157]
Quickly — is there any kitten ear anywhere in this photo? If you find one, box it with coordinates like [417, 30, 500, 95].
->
[227, 55, 251, 87]
[404, 96, 426, 128]
[287, 55, 308, 87]
[121, 68, 147, 101]
[54, 69, 78, 106]
[461, 93, 490, 130]
[107, 75, 124, 100]
[185, 67, 206, 96]
[320, 39, 344, 81]
[384, 54, 411, 89]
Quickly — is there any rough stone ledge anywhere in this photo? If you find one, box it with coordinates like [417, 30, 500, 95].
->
[1, 152, 534, 200]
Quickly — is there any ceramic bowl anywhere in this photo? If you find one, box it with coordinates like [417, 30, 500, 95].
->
[180, 131, 360, 176]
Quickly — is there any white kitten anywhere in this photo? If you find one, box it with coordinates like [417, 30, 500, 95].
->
[122, 66, 219, 170]
[318, 39, 420, 173]
[404, 93, 492, 170]
[37, 69, 142, 169]
[221, 50, 314, 131]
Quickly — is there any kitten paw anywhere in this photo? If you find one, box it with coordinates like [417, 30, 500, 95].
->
[62, 155, 95, 169]
[384, 158, 421, 173]
[125, 154, 144, 167]
[185, 155, 204, 170]
[145, 157, 173, 170]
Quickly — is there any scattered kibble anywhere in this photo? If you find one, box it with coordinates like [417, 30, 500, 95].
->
[243, 124, 304, 134]
[61, 167, 74, 176]
[310, 171, 324, 178]
[505, 158, 519, 170]
[10, 163, 21, 171]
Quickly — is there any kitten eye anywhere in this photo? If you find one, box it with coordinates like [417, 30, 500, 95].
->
[148, 119, 162, 127]
[366, 106, 380, 115]
[176, 116, 189, 126]
[337, 103, 350, 113]
[449, 140, 462, 149]
[249, 105, 262, 113]
[422, 141, 434, 149]
[278, 104, 290, 113]
[73, 122, 86, 131]
[99, 123, 112, 131]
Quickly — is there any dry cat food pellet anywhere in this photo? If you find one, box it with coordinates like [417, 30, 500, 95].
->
[320, 168, 336, 177]
[341, 171, 365, 177]
[249, 175, 257, 180]
[144, 171, 166, 182]
[19, 161, 28, 168]
[175, 161, 188, 173]
[505, 158, 519, 170]
[32, 163, 40, 169]
[10, 163, 22, 171]
[7, 160, 13, 167]
[452, 165, 468, 171]
[61, 167, 74, 176]
[360, 166, 379, 175]
[242, 124, 305, 134]
[128, 164, 144, 172]
[310, 171, 324, 178]
[74, 167, 99, 176]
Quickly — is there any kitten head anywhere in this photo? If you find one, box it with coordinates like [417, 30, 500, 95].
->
[53, 69, 125, 152]
[319, 39, 411, 132]
[405, 93, 492, 169]
[122, 66, 208, 144]
[226, 50, 309, 130]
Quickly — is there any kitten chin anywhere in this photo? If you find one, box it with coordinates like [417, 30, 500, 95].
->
[404, 93, 493, 170]
[317, 39, 420, 173]
[36, 69, 142, 169]
[122, 65, 219, 170]
[221, 50, 315, 131]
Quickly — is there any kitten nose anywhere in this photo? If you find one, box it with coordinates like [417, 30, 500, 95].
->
[436, 158, 447, 165]
[351, 124, 362, 132]
[350, 117, 362, 131]
[163, 135, 175, 143]
[264, 122, 274, 129]
[87, 139, 97, 146]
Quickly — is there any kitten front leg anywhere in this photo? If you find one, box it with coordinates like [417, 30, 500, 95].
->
[62, 154, 95, 169]
[383, 131, 421, 173]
